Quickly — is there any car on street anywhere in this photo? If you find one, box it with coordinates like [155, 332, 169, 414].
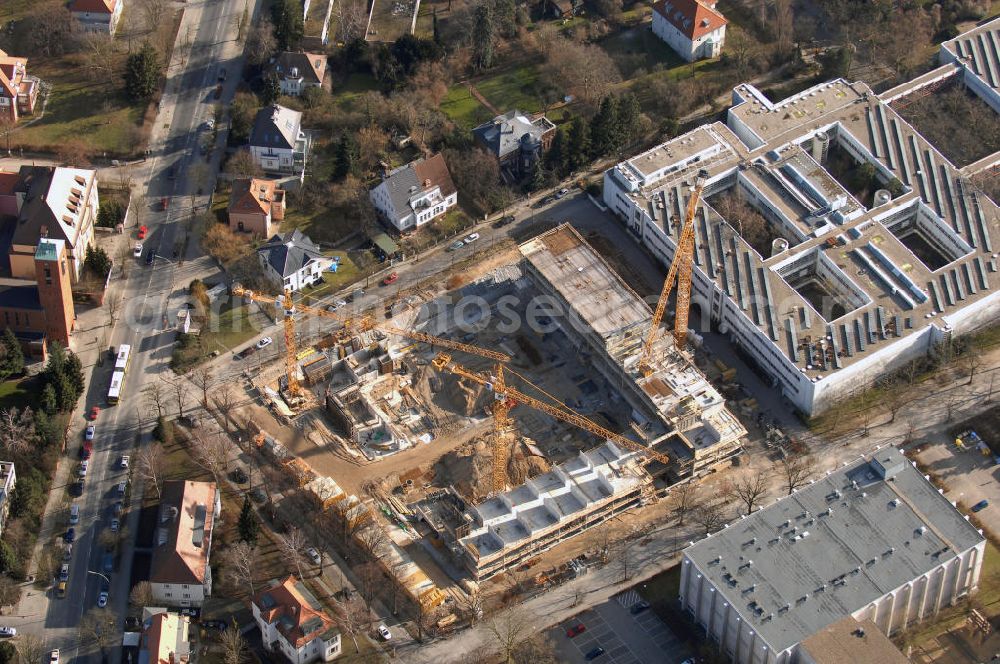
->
[85, 424, 95, 441]
[89, 406, 100, 421]
[327, 300, 347, 312]
[180, 608, 200, 618]
[536, 195, 554, 207]
[133, 243, 143, 258]
[202, 119, 215, 131]
[494, 215, 515, 228]
[972, 499, 989, 512]
[72, 479, 84, 496]
[202, 620, 227, 631]
[161, 197, 168, 211]
[585, 646, 606, 660]
[566, 623, 586, 637]
[256, 337, 273, 350]
[306, 548, 322, 565]
[49, 650, 59, 664]
[0, 626, 16, 638]
[630, 600, 651, 614]
[97, 591, 108, 608]
[63, 544, 72, 561]
[78, 460, 89, 477]
[214, 83, 223, 99]
[146, 250, 155, 266]
[218, 68, 227, 81]
[235, 346, 257, 360]
[167, 165, 176, 179]
[116, 480, 127, 496]
[110, 518, 120, 533]
[120, 455, 130, 469]
[556, 188, 570, 199]
[462, 232, 480, 244]
[138, 225, 147, 240]
[448, 240, 464, 251]
[377, 624, 391, 640]
[382, 272, 399, 286]
[64, 528, 75, 543]
[58, 564, 69, 581]
[81, 441, 92, 459]
[113, 501, 123, 516]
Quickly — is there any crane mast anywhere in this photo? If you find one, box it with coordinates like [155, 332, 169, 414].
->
[638, 169, 709, 376]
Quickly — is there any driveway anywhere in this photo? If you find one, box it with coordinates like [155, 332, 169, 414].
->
[548, 592, 692, 664]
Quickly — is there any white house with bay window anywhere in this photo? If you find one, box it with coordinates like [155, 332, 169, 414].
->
[369, 154, 457, 232]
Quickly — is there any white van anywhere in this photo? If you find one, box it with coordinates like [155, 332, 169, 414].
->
[69, 504, 79, 525]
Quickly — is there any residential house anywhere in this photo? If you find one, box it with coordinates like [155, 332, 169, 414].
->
[257, 229, 330, 293]
[149, 481, 220, 608]
[69, 0, 124, 35]
[251, 576, 342, 664]
[249, 104, 310, 179]
[0, 165, 98, 281]
[0, 463, 15, 537]
[228, 177, 286, 236]
[0, 239, 77, 358]
[369, 153, 457, 232]
[651, 0, 727, 62]
[472, 110, 556, 177]
[138, 608, 191, 664]
[545, 0, 581, 18]
[270, 52, 327, 96]
[0, 50, 39, 124]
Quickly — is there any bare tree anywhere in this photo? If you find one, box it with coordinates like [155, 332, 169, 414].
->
[222, 540, 258, 596]
[129, 581, 153, 609]
[485, 607, 531, 664]
[80, 607, 116, 653]
[0, 407, 34, 455]
[14, 634, 45, 664]
[458, 587, 484, 626]
[0, 576, 20, 609]
[610, 525, 641, 583]
[780, 455, 815, 495]
[139, 0, 168, 34]
[278, 526, 307, 580]
[82, 33, 117, 81]
[245, 19, 278, 67]
[220, 622, 247, 664]
[667, 482, 697, 526]
[694, 502, 728, 533]
[881, 375, 906, 424]
[105, 293, 121, 329]
[160, 373, 186, 418]
[136, 442, 164, 499]
[963, 342, 984, 386]
[356, 524, 389, 564]
[143, 382, 167, 419]
[356, 561, 381, 610]
[214, 384, 237, 434]
[387, 558, 408, 616]
[731, 470, 770, 515]
[192, 367, 215, 408]
[330, 597, 366, 652]
[191, 432, 230, 484]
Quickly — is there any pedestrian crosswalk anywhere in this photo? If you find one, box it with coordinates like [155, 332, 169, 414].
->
[616, 589, 642, 609]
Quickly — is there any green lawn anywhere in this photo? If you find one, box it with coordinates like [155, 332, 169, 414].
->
[11, 57, 146, 157]
[0, 377, 34, 411]
[1, 0, 38, 23]
[600, 27, 685, 77]
[308, 253, 365, 296]
[476, 65, 544, 114]
[280, 206, 358, 245]
[638, 563, 681, 605]
[332, 73, 381, 108]
[171, 302, 266, 372]
[441, 85, 493, 129]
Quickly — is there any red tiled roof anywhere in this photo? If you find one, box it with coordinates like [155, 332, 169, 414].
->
[652, 0, 727, 41]
[69, 0, 118, 13]
[252, 576, 337, 649]
[229, 177, 279, 216]
[0, 172, 19, 197]
[412, 153, 457, 199]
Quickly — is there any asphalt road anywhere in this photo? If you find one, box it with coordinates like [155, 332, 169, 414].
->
[32, 0, 256, 660]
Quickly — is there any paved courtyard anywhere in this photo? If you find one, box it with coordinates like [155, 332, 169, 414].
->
[548, 590, 693, 664]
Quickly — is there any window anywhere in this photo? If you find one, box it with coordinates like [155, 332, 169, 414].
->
[182, 584, 189, 589]
[165, 592, 172, 598]
[183, 593, 190, 599]
[13, 313, 18, 326]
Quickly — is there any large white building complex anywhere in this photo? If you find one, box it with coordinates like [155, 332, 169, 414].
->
[604, 19, 1000, 415]
[680, 446, 986, 664]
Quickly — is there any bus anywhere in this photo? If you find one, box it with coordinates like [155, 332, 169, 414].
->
[107, 372, 125, 404]
[114, 344, 132, 372]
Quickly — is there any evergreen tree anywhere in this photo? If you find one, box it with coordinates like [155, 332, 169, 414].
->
[472, 3, 496, 70]
[238, 495, 259, 544]
[66, 352, 85, 398]
[0, 540, 15, 575]
[494, 0, 517, 38]
[590, 95, 619, 157]
[0, 328, 23, 381]
[566, 116, 591, 172]
[85, 245, 112, 278]
[41, 383, 57, 415]
[617, 93, 642, 149]
[57, 373, 76, 412]
[526, 159, 546, 192]
[332, 133, 358, 180]
[260, 71, 281, 105]
[546, 127, 567, 176]
[124, 42, 160, 102]
[270, 0, 304, 50]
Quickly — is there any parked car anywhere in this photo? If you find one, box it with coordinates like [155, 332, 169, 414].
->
[382, 272, 399, 286]
[167, 165, 176, 180]
[133, 243, 143, 258]
[448, 240, 464, 251]
[218, 68, 227, 81]
[102, 552, 114, 573]
[202, 620, 227, 631]
[160, 197, 168, 211]
[78, 460, 89, 477]
[0, 626, 17, 638]
[64, 528, 75, 543]
[145, 250, 155, 266]
[494, 215, 515, 228]
[213, 83, 223, 99]
[70, 504, 79, 524]
[377, 624, 391, 640]
[972, 499, 989, 512]
[97, 591, 108, 608]
[462, 233, 480, 244]
[116, 480, 127, 496]
[81, 441, 92, 459]
[63, 544, 72, 561]
[112, 501, 123, 516]
[72, 479, 84, 497]
[110, 519, 120, 533]
[630, 600, 651, 614]
[229, 468, 248, 484]
[120, 455, 129, 469]
[49, 649, 59, 664]
[89, 406, 100, 421]
[58, 564, 69, 582]
[327, 300, 347, 312]
[256, 337, 273, 350]
[137, 225, 147, 240]
[585, 647, 606, 661]
[555, 188, 570, 199]
[236, 346, 257, 360]
[202, 118, 215, 131]
[85, 424, 95, 441]
[566, 623, 586, 637]
[306, 548, 322, 565]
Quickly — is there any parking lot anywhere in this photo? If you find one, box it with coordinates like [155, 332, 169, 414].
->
[548, 590, 693, 664]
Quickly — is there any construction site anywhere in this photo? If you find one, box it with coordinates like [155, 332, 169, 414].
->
[226, 222, 747, 606]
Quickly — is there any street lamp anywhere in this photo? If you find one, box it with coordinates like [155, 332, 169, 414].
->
[87, 570, 111, 586]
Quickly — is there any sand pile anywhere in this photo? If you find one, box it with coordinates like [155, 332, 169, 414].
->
[435, 436, 551, 501]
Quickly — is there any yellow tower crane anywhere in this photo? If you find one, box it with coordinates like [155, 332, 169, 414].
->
[231, 285, 512, 397]
[432, 353, 670, 493]
[637, 169, 710, 376]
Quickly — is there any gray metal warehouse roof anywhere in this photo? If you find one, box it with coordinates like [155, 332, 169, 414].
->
[683, 446, 985, 653]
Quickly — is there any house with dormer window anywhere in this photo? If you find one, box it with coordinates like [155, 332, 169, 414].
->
[651, 0, 727, 62]
[251, 576, 342, 664]
[149, 481, 220, 608]
[369, 154, 457, 232]
[249, 104, 311, 180]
